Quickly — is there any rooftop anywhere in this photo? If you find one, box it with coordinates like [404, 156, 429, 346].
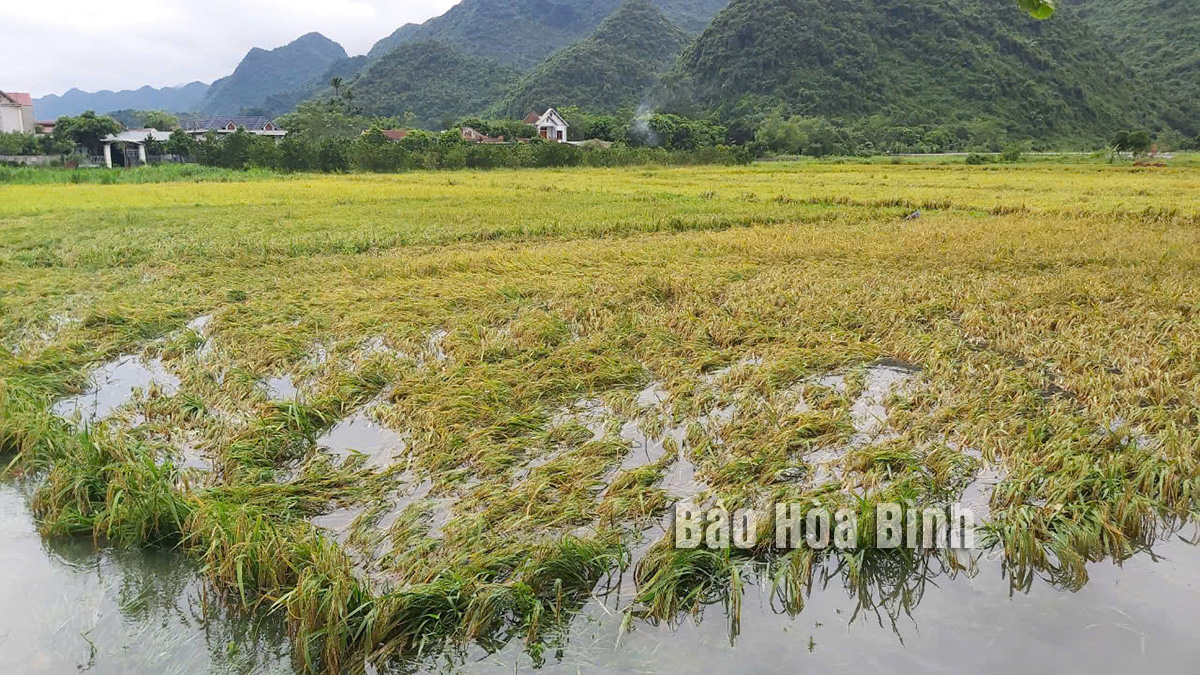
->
[180, 116, 278, 132]
[0, 91, 33, 107]
[102, 129, 173, 143]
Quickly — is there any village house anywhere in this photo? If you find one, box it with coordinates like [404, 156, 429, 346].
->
[180, 116, 286, 139]
[98, 129, 172, 168]
[0, 91, 36, 133]
[523, 109, 569, 143]
[460, 126, 505, 143]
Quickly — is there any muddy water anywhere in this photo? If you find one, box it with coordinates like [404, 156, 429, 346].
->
[0, 479, 292, 675]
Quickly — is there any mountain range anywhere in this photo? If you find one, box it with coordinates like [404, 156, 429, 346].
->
[496, 0, 691, 116]
[1074, 0, 1197, 136]
[352, 41, 520, 129]
[668, 0, 1157, 142]
[366, 0, 728, 68]
[199, 33, 349, 115]
[33, 82, 210, 121]
[29, 0, 1198, 144]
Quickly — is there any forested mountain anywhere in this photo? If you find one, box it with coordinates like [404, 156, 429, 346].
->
[259, 56, 369, 118]
[366, 23, 425, 60]
[648, 0, 734, 31]
[1075, 0, 1198, 135]
[35, 0, 1193, 147]
[367, 0, 728, 69]
[33, 82, 209, 120]
[350, 41, 520, 129]
[668, 0, 1159, 142]
[497, 0, 690, 116]
[200, 33, 348, 115]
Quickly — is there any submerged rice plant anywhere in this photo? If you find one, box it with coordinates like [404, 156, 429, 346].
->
[1, 160, 1197, 670]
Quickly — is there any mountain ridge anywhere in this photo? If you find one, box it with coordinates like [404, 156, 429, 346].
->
[668, 0, 1160, 142]
[1074, 0, 1198, 136]
[32, 82, 210, 120]
[351, 41, 520, 129]
[366, 0, 728, 69]
[496, 0, 691, 116]
[199, 32, 348, 115]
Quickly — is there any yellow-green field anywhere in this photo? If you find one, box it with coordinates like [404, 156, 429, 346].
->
[2, 162, 1198, 671]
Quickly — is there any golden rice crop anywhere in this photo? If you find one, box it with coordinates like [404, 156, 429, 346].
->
[1, 160, 1197, 671]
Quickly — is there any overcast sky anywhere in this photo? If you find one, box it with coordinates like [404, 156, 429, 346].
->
[2, 0, 459, 97]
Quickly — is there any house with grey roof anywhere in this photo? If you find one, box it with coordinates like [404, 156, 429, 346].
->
[180, 116, 286, 138]
[99, 129, 173, 168]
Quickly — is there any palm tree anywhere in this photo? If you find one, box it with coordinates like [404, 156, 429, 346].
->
[330, 76, 343, 98]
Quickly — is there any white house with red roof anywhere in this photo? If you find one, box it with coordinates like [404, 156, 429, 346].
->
[523, 109, 569, 143]
[0, 91, 35, 133]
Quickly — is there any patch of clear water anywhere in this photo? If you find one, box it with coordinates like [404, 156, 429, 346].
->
[551, 398, 617, 440]
[260, 373, 299, 401]
[318, 409, 408, 470]
[849, 360, 920, 444]
[636, 382, 669, 408]
[659, 447, 706, 499]
[311, 506, 364, 546]
[424, 329, 449, 364]
[186, 314, 213, 335]
[51, 355, 180, 425]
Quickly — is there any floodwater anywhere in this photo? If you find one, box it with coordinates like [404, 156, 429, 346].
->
[0, 479, 292, 675]
[20, 353, 1200, 673]
[260, 373, 299, 401]
[8, 457, 1198, 675]
[318, 409, 408, 470]
[51, 354, 181, 424]
[399, 532, 1200, 674]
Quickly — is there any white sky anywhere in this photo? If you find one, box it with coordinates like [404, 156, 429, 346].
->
[3, 0, 460, 97]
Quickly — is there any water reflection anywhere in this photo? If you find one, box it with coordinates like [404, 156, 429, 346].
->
[0, 480, 293, 675]
[388, 531, 1200, 674]
[5, 475, 1199, 674]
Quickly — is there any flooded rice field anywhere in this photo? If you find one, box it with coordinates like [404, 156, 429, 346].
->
[10, 349, 1200, 673]
[4, 164, 1199, 673]
[5, 468, 1197, 674]
[50, 354, 180, 426]
[0, 480, 292, 675]
[413, 536, 1200, 674]
[18, 345, 1200, 673]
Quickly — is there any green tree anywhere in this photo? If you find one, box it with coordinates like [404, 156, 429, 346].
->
[361, 127, 390, 145]
[755, 115, 854, 157]
[141, 110, 179, 131]
[628, 114, 726, 150]
[275, 100, 373, 143]
[1110, 129, 1154, 155]
[142, 133, 166, 157]
[317, 138, 350, 172]
[52, 111, 121, 155]
[218, 128, 254, 169]
[278, 135, 316, 172]
[0, 132, 40, 155]
[1126, 130, 1153, 155]
[165, 129, 195, 157]
[1017, 0, 1056, 19]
